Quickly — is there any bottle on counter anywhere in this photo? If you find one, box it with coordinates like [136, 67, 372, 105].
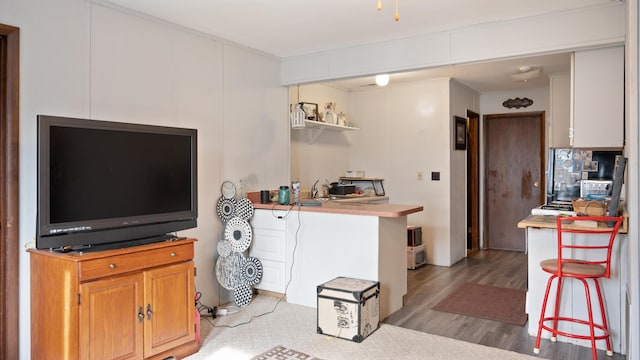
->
[278, 186, 290, 205]
[291, 181, 301, 205]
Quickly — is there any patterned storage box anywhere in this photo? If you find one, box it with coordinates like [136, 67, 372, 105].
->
[317, 276, 380, 342]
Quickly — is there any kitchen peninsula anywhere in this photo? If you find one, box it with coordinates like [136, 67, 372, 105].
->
[518, 215, 628, 354]
[249, 198, 423, 320]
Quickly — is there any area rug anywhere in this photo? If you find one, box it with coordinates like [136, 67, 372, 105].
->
[432, 282, 527, 326]
[188, 295, 540, 360]
[251, 345, 323, 360]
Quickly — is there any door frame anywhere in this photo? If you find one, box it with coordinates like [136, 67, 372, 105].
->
[466, 110, 480, 250]
[0, 23, 20, 360]
[482, 111, 545, 250]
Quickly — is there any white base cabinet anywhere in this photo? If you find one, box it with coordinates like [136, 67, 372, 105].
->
[249, 209, 408, 320]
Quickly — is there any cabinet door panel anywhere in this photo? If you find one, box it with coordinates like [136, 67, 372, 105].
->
[144, 261, 195, 356]
[80, 273, 144, 360]
[252, 258, 286, 293]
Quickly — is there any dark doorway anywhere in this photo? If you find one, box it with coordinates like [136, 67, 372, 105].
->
[483, 112, 544, 251]
[0, 23, 20, 360]
[466, 110, 480, 250]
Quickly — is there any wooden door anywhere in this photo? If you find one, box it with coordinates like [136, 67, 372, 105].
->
[466, 110, 480, 250]
[144, 261, 195, 357]
[484, 112, 545, 251]
[80, 273, 144, 360]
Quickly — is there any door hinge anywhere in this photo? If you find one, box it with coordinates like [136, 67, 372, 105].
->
[77, 293, 81, 305]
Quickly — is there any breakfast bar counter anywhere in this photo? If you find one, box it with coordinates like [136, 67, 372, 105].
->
[518, 215, 628, 354]
[249, 201, 423, 320]
[252, 201, 422, 217]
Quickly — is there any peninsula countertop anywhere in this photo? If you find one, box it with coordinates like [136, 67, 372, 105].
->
[518, 214, 628, 233]
[251, 201, 423, 218]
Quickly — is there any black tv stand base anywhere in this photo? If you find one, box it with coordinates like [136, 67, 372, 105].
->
[52, 234, 180, 253]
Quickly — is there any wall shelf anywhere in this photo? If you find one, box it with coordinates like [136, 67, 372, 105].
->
[301, 120, 359, 144]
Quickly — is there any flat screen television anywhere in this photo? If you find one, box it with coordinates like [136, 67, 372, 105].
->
[36, 115, 198, 251]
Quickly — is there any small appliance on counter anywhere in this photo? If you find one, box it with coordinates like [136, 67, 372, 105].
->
[329, 182, 356, 195]
[580, 179, 613, 199]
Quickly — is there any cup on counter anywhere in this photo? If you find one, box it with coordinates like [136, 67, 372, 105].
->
[260, 190, 270, 204]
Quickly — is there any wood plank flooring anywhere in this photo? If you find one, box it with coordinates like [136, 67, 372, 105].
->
[384, 249, 626, 360]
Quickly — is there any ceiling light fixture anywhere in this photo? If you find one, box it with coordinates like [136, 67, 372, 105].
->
[511, 66, 541, 82]
[377, 0, 399, 22]
[375, 74, 390, 87]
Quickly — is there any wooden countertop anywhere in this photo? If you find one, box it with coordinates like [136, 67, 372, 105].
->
[518, 215, 628, 234]
[252, 201, 423, 218]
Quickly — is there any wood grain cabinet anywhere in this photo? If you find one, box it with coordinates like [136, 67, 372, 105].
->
[29, 239, 199, 360]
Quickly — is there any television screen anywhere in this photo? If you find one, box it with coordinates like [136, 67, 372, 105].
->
[36, 115, 198, 250]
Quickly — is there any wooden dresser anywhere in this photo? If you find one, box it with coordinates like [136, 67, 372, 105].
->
[29, 238, 199, 360]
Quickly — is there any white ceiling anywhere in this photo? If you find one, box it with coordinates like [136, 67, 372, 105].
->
[100, 0, 616, 91]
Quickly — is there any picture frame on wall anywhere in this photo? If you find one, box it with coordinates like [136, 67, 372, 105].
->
[299, 102, 318, 121]
[454, 116, 467, 150]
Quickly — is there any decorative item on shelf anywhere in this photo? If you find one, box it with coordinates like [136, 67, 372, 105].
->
[290, 103, 306, 129]
[337, 112, 347, 127]
[290, 85, 307, 129]
[324, 102, 336, 124]
[214, 181, 262, 307]
[299, 102, 318, 121]
[503, 97, 534, 109]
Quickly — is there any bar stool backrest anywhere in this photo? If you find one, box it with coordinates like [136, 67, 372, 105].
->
[555, 216, 625, 278]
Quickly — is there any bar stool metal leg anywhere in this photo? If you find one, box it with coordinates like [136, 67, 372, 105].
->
[593, 279, 614, 356]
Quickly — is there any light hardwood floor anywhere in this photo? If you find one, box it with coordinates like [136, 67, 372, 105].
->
[384, 249, 626, 360]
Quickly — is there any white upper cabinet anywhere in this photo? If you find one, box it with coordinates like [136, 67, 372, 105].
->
[572, 46, 624, 148]
[549, 73, 571, 148]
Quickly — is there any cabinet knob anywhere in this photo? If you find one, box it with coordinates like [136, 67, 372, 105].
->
[170, 252, 176, 257]
[109, 263, 116, 269]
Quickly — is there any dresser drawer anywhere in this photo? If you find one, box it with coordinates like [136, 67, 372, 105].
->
[79, 242, 193, 281]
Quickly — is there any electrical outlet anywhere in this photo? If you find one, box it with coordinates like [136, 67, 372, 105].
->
[432, 172, 440, 181]
[417, 171, 424, 181]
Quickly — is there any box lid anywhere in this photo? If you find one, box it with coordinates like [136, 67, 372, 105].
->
[320, 277, 378, 292]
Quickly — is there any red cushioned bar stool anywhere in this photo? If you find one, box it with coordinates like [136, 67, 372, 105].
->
[533, 215, 624, 360]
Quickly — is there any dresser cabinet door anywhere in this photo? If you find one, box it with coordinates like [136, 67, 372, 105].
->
[79, 273, 144, 360]
[143, 261, 195, 357]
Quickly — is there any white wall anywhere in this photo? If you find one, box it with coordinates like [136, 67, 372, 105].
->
[480, 87, 550, 115]
[449, 79, 479, 264]
[0, 1, 288, 358]
[347, 78, 454, 265]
